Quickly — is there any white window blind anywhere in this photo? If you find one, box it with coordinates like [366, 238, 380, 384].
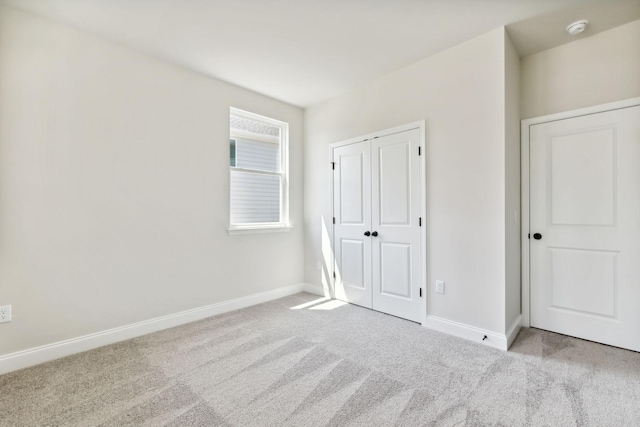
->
[229, 109, 288, 230]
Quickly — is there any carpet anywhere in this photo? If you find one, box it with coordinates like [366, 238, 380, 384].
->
[1, 292, 639, 426]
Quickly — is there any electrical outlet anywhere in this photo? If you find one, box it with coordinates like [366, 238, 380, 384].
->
[435, 280, 445, 294]
[0, 305, 11, 323]
[316, 260, 322, 271]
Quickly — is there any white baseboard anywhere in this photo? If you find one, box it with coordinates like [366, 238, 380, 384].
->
[425, 315, 511, 351]
[0, 283, 314, 375]
[302, 282, 326, 296]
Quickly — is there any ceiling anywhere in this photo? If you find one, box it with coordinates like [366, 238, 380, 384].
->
[2, 0, 639, 107]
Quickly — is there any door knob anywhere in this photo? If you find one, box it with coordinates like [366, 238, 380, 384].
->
[533, 233, 542, 240]
[364, 231, 371, 236]
[371, 231, 378, 237]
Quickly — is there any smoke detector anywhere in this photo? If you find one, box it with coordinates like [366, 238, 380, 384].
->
[566, 20, 588, 35]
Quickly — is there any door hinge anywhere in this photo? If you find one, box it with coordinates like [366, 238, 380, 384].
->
[331, 162, 335, 170]
[332, 217, 335, 224]
[418, 146, 421, 156]
[333, 271, 336, 279]
[419, 288, 422, 297]
[419, 217, 422, 227]
[528, 233, 530, 239]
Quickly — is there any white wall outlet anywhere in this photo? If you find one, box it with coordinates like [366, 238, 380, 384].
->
[435, 280, 445, 294]
[0, 305, 11, 323]
[316, 260, 322, 271]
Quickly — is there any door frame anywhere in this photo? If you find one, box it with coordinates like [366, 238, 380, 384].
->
[329, 120, 427, 325]
[520, 97, 640, 328]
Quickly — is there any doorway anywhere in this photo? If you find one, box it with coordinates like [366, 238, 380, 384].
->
[331, 122, 426, 323]
[522, 99, 640, 352]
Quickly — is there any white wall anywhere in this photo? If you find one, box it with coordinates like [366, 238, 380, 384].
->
[0, 6, 304, 357]
[305, 28, 515, 335]
[521, 19, 640, 119]
[504, 32, 521, 331]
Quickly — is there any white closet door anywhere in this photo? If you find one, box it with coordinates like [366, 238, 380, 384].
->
[333, 141, 372, 308]
[371, 129, 422, 322]
[530, 105, 640, 351]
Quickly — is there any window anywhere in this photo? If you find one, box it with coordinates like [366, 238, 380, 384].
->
[228, 108, 290, 234]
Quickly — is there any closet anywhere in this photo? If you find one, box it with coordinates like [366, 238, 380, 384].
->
[331, 124, 424, 322]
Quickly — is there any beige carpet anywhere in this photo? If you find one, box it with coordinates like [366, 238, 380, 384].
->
[1, 292, 639, 426]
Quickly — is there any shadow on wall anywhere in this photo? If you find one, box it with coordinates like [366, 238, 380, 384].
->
[321, 215, 335, 299]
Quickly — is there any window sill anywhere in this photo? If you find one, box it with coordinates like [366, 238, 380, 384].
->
[227, 225, 293, 235]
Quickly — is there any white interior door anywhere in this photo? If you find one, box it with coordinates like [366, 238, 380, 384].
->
[333, 141, 372, 308]
[530, 105, 640, 351]
[371, 129, 422, 322]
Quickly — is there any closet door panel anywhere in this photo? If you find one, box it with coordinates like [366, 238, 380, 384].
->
[333, 141, 372, 308]
[380, 242, 411, 298]
[371, 128, 422, 322]
[378, 142, 411, 225]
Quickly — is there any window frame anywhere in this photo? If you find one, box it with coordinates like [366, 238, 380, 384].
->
[228, 107, 291, 235]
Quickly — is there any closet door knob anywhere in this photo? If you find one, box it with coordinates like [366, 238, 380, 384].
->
[371, 231, 378, 237]
[533, 233, 542, 240]
[364, 231, 371, 236]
